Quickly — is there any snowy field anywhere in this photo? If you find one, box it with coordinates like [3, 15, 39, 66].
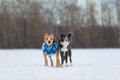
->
[0, 49, 120, 80]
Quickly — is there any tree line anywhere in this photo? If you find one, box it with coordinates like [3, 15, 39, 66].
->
[0, 0, 120, 48]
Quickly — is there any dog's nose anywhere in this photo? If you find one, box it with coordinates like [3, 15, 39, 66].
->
[65, 39, 68, 41]
[48, 41, 51, 44]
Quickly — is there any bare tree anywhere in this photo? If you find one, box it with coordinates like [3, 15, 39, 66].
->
[115, 0, 120, 46]
[85, 0, 97, 47]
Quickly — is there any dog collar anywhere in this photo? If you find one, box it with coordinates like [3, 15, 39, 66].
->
[42, 41, 59, 56]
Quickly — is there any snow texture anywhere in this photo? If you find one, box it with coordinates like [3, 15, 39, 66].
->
[0, 49, 120, 80]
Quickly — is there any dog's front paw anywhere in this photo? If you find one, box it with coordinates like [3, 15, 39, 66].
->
[44, 64, 48, 66]
[56, 64, 61, 67]
[65, 63, 69, 67]
[50, 64, 54, 67]
[70, 63, 72, 66]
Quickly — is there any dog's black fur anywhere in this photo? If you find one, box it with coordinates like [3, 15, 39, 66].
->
[59, 33, 72, 66]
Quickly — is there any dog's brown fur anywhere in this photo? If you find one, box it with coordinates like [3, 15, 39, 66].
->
[43, 33, 61, 67]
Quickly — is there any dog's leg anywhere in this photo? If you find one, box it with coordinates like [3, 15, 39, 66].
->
[43, 51, 48, 66]
[49, 56, 54, 67]
[61, 52, 66, 66]
[61, 52, 64, 66]
[65, 52, 68, 67]
[55, 51, 61, 67]
[69, 50, 72, 66]
[69, 56, 72, 66]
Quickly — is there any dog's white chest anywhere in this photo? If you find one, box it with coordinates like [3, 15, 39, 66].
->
[60, 41, 69, 52]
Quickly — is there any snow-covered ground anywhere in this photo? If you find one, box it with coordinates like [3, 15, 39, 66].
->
[0, 49, 120, 80]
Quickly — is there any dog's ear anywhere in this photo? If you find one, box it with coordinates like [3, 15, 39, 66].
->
[68, 33, 72, 38]
[44, 33, 48, 39]
[45, 33, 48, 36]
[51, 33, 54, 36]
[60, 34, 64, 38]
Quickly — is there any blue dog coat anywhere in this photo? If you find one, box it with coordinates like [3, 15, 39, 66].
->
[42, 41, 59, 56]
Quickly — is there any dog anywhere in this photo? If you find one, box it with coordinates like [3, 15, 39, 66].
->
[42, 33, 61, 67]
[59, 33, 72, 66]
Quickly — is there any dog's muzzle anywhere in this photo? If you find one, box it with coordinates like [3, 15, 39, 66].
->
[48, 41, 51, 44]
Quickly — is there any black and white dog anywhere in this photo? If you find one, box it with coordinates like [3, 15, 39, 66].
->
[59, 33, 72, 66]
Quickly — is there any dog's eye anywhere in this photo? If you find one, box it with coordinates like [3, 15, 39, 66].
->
[50, 38, 53, 40]
[46, 38, 48, 40]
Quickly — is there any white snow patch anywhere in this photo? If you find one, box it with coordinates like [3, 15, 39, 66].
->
[0, 49, 120, 80]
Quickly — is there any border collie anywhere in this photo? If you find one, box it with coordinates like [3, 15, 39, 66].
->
[59, 33, 72, 66]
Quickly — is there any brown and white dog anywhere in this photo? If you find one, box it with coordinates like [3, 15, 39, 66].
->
[42, 33, 61, 67]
